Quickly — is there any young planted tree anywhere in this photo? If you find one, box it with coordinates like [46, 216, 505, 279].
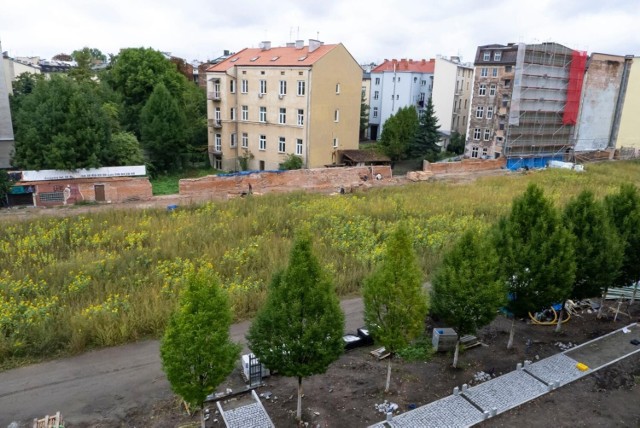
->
[363, 223, 428, 392]
[246, 233, 344, 421]
[563, 191, 623, 321]
[160, 268, 241, 428]
[493, 184, 575, 348]
[140, 82, 188, 172]
[379, 106, 419, 161]
[431, 230, 505, 367]
[605, 184, 640, 303]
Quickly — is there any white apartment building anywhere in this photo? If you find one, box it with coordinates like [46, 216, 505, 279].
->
[368, 59, 435, 140]
[432, 56, 474, 142]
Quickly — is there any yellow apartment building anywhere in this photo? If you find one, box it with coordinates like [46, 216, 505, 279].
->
[206, 40, 362, 170]
[617, 56, 640, 149]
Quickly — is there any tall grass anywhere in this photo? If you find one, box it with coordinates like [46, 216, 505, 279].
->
[1, 161, 638, 365]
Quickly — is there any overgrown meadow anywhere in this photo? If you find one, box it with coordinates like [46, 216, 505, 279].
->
[1, 161, 639, 366]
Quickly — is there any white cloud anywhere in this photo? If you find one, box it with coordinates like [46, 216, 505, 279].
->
[1, 0, 638, 63]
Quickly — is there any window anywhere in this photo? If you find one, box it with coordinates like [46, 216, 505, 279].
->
[421, 80, 426, 86]
[419, 92, 425, 102]
[504, 79, 512, 88]
[333, 138, 339, 148]
[375, 77, 380, 85]
[480, 67, 488, 77]
[505, 65, 513, 73]
[215, 133, 222, 151]
[230, 80, 236, 93]
[471, 146, 479, 158]
[482, 147, 488, 156]
[279, 80, 287, 96]
[241, 79, 248, 93]
[362, 86, 366, 97]
[334, 109, 340, 122]
[297, 80, 305, 96]
[259, 107, 267, 122]
[484, 129, 491, 141]
[374, 90, 379, 100]
[487, 106, 494, 119]
[391, 94, 394, 100]
[241, 132, 248, 148]
[242, 105, 248, 121]
[297, 109, 304, 126]
[414, 76, 418, 82]
[473, 128, 481, 140]
[215, 107, 221, 122]
[475, 106, 484, 119]
[230, 107, 236, 121]
[296, 139, 303, 155]
[492, 67, 498, 77]
[483, 51, 490, 61]
[464, 99, 468, 109]
[478, 84, 486, 96]
[373, 107, 378, 118]
[335, 83, 340, 94]
[499, 122, 505, 130]
[489, 84, 496, 96]
[259, 80, 267, 94]
[279, 108, 286, 124]
[278, 137, 286, 153]
[259, 135, 266, 150]
[494, 51, 502, 61]
[230, 133, 237, 148]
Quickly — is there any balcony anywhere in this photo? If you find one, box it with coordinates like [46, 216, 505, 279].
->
[208, 119, 222, 128]
[207, 91, 221, 101]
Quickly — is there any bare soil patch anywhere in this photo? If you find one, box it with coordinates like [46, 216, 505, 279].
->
[123, 304, 640, 428]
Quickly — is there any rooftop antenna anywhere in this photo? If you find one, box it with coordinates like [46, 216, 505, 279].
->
[316, 31, 319, 40]
[297, 26, 300, 40]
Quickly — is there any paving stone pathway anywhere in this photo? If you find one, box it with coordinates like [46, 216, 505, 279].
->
[370, 323, 640, 428]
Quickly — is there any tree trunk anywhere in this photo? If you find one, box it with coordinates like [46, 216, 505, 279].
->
[200, 402, 206, 428]
[452, 340, 460, 368]
[296, 376, 303, 421]
[507, 318, 515, 349]
[631, 279, 639, 304]
[555, 301, 565, 333]
[385, 357, 392, 393]
[597, 289, 607, 319]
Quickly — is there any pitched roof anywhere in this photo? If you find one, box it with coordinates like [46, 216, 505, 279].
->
[207, 44, 338, 72]
[338, 150, 391, 163]
[372, 58, 435, 73]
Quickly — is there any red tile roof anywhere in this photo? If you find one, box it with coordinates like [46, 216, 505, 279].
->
[207, 44, 339, 72]
[372, 58, 435, 73]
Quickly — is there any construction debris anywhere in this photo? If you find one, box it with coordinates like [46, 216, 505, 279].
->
[370, 347, 391, 360]
[375, 401, 399, 414]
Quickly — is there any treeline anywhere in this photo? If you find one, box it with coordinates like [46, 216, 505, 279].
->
[10, 47, 208, 174]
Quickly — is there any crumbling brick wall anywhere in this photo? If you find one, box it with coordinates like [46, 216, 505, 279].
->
[179, 166, 393, 197]
[423, 158, 506, 174]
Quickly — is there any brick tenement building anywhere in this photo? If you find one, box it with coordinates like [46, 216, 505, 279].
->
[465, 42, 587, 169]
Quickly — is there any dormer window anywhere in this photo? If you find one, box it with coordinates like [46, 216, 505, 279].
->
[494, 52, 502, 61]
[483, 51, 490, 61]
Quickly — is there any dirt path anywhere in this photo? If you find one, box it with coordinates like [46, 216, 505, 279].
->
[0, 298, 364, 426]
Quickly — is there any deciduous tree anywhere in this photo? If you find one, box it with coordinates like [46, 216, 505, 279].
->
[363, 223, 428, 392]
[379, 106, 419, 161]
[431, 230, 505, 367]
[160, 268, 241, 428]
[247, 233, 344, 421]
[493, 184, 575, 348]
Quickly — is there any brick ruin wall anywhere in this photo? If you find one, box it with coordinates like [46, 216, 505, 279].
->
[179, 166, 393, 197]
[422, 158, 506, 174]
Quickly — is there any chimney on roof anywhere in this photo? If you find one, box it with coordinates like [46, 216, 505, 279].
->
[259, 41, 271, 51]
[451, 56, 460, 63]
[295, 40, 304, 49]
[308, 39, 323, 53]
[507, 43, 515, 46]
[286, 42, 295, 47]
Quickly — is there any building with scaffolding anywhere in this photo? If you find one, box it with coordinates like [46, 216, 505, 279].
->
[465, 42, 587, 169]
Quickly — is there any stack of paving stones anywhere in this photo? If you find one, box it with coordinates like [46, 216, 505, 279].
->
[221, 402, 274, 428]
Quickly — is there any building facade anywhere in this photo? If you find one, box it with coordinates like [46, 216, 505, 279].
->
[205, 40, 362, 170]
[0, 42, 15, 168]
[368, 58, 435, 140]
[465, 43, 586, 169]
[432, 56, 474, 141]
[610, 56, 639, 150]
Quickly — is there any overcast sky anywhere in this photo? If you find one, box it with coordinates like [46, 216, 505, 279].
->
[1, 0, 638, 65]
